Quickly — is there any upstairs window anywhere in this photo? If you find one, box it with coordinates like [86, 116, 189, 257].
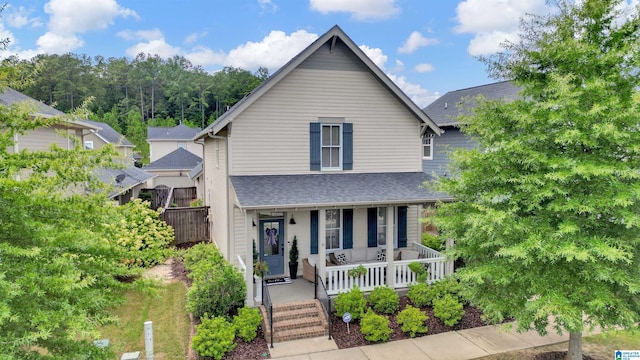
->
[310, 121, 353, 171]
[422, 133, 434, 160]
[178, 142, 187, 149]
[84, 141, 94, 150]
[322, 124, 342, 170]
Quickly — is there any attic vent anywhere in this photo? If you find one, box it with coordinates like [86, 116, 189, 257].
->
[444, 102, 447, 109]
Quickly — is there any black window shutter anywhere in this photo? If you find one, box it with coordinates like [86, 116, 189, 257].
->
[367, 207, 377, 248]
[398, 206, 408, 248]
[343, 123, 353, 170]
[310, 123, 321, 171]
[343, 209, 353, 249]
[310, 210, 319, 254]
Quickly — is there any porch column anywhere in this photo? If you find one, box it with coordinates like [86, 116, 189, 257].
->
[317, 208, 326, 285]
[386, 206, 395, 289]
[245, 211, 255, 307]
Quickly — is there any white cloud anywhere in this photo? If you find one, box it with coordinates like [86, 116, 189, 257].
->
[44, 0, 138, 34]
[455, 0, 551, 56]
[5, 6, 42, 28]
[36, 31, 83, 53]
[225, 29, 318, 70]
[125, 37, 181, 59]
[184, 46, 227, 68]
[359, 44, 387, 70]
[387, 73, 439, 108]
[309, 0, 400, 20]
[414, 63, 434, 73]
[398, 31, 438, 54]
[185, 31, 207, 45]
[258, 0, 279, 13]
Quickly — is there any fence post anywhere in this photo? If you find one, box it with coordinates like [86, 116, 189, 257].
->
[144, 321, 154, 360]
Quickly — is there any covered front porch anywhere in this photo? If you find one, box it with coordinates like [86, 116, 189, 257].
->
[228, 172, 452, 306]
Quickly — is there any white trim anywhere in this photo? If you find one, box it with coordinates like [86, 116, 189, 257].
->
[422, 133, 434, 160]
[320, 123, 342, 171]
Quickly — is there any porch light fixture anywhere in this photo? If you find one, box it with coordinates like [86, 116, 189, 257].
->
[289, 216, 296, 225]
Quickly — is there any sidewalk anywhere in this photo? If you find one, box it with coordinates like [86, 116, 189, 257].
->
[268, 322, 588, 360]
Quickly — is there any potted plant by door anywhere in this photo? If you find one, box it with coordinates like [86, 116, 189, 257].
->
[289, 236, 299, 279]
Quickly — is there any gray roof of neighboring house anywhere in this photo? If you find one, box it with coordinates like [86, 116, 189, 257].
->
[0, 87, 98, 129]
[147, 124, 202, 141]
[83, 119, 134, 147]
[229, 172, 452, 210]
[142, 147, 202, 171]
[424, 81, 522, 127]
[188, 162, 203, 179]
[96, 166, 156, 198]
[195, 25, 441, 140]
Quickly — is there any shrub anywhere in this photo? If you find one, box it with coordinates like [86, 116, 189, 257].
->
[421, 232, 444, 251]
[110, 199, 175, 268]
[187, 264, 246, 320]
[407, 282, 436, 307]
[233, 306, 263, 342]
[190, 198, 203, 207]
[397, 305, 428, 337]
[334, 286, 367, 320]
[347, 264, 367, 278]
[368, 286, 399, 314]
[360, 308, 392, 342]
[431, 277, 463, 302]
[191, 316, 237, 360]
[433, 294, 465, 327]
[182, 242, 224, 275]
[408, 262, 428, 283]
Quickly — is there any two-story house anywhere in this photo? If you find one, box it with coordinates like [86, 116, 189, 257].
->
[422, 81, 521, 177]
[194, 25, 453, 305]
[145, 124, 203, 188]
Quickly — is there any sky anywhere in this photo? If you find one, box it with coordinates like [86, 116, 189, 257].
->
[0, 0, 636, 107]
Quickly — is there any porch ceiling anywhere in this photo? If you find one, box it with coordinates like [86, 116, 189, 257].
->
[230, 172, 452, 210]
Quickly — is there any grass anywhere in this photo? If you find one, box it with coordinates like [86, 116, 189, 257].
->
[98, 281, 191, 360]
[477, 330, 640, 360]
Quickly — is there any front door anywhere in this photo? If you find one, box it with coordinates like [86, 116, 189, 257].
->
[259, 219, 285, 276]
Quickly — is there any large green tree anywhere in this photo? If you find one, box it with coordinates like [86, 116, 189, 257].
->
[0, 101, 142, 359]
[434, 1, 640, 359]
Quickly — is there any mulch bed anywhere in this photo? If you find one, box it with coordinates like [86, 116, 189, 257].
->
[331, 296, 494, 349]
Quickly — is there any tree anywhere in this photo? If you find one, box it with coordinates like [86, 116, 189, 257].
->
[0, 100, 145, 358]
[434, 1, 640, 359]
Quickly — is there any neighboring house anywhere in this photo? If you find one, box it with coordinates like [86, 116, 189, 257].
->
[142, 147, 202, 188]
[81, 119, 155, 204]
[1, 87, 99, 154]
[194, 25, 452, 304]
[422, 81, 522, 177]
[82, 119, 135, 165]
[147, 124, 203, 163]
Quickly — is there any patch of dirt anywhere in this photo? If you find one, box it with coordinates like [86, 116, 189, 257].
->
[531, 351, 597, 360]
[223, 326, 270, 360]
[331, 296, 503, 349]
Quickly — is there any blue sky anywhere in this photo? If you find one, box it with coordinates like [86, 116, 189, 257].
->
[0, 0, 577, 106]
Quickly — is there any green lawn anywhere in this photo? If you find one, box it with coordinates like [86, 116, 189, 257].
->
[98, 282, 191, 360]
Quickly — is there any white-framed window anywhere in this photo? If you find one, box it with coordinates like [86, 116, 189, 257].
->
[377, 207, 397, 247]
[321, 124, 342, 170]
[84, 140, 93, 150]
[326, 209, 342, 251]
[422, 133, 434, 160]
[178, 142, 187, 149]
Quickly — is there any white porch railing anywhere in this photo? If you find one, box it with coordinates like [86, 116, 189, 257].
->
[324, 243, 447, 295]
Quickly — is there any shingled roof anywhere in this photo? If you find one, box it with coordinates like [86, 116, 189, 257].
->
[83, 119, 134, 147]
[229, 172, 452, 210]
[142, 147, 202, 171]
[96, 166, 156, 198]
[147, 124, 202, 141]
[424, 81, 522, 127]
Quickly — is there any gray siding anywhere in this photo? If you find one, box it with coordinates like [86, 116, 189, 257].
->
[298, 38, 367, 72]
[423, 126, 477, 177]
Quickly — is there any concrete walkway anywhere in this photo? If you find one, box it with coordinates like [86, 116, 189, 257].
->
[268, 322, 594, 360]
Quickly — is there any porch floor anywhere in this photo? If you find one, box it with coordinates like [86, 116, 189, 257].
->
[260, 278, 315, 305]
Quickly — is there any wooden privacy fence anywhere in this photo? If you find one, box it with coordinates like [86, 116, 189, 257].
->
[160, 206, 209, 246]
